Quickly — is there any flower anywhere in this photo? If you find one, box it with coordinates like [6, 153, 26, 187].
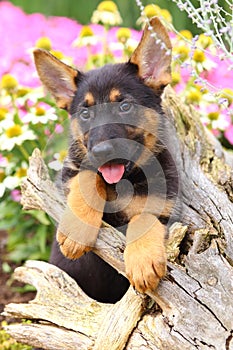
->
[0, 154, 8, 167]
[0, 174, 23, 197]
[193, 49, 206, 63]
[48, 150, 68, 171]
[1, 74, 18, 91]
[15, 167, 27, 178]
[186, 88, 202, 104]
[137, 4, 172, 26]
[179, 30, 193, 40]
[171, 71, 181, 86]
[50, 50, 64, 60]
[197, 34, 213, 49]
[11, 189, 22, 202]
[144, 4, 161, 18]
[173, 45, 190, 62]
[5, 124, 22, 138]
[0, 122, 36, 151]
[72, 26, 97, 47]
[23, 104, 57, 124]
[0, 108, 8, 121]
[35, 36, 52, 50]
[219, 88, 233, 106]
[116, 28, 131, 44]
[91, 1, 122, 26]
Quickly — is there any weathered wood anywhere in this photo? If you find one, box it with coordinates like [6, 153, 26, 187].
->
[3, 87, 233, 349]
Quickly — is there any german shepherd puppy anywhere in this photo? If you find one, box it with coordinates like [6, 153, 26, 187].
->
[33, 17, 179, 303]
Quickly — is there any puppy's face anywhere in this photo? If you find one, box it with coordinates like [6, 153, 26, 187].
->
[33, 17, 172, 184]
[69, 62, 163, 184]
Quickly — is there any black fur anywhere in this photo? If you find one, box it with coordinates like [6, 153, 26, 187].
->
[50, 61, 180, 303]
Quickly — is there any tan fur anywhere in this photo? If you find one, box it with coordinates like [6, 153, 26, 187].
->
[105, 188, 174, 222]
[84, 92, 95, 106]
[70, 118, 82, 139]
[57, 170, 107, 259]
[123, 195, 174, 221]
[131, 109, 161, 167]
[109, 88, 121, 102]
[124, 213, 166, 293]
[33, 49, 78, 109]
[135, 132, 158, 167]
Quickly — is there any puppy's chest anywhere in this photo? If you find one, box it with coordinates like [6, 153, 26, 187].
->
[103, 183, 148, 230]
[103, 176, 174, 233]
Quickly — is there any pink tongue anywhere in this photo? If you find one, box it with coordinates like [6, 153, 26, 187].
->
[98, 164, 125, 184]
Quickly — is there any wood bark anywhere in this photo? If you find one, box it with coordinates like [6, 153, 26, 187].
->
[2, 87, 233, 349]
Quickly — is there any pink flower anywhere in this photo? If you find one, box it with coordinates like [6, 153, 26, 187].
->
[44, 129, 51, 136]
[201, 52, 233, 91]
[55, 124, 64, 134]
[0, 154, 8, 167]
[11, 189, 21, 202]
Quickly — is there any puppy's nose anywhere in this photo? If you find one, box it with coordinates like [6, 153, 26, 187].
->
[92, 142, 115, 160]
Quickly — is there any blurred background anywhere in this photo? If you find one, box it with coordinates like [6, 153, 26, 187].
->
[8, 0, 229, 32]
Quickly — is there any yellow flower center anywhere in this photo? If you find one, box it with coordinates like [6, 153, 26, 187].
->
[144, 4, 160, 18]
[50, 50, 64, 60]
[174, 45, 190, 61]
[220, 88, 233, 105]
[6, 124, 22, 138]
[1, 74, 18, 90]
[116, 28, 131, 42]
[58, 150, 68, 162]
[143, 5, 172, 22]
[0, 107, 8, 121]
[0, 170, 5, 183]
[35, 107, 46, 116]
[91, 1, 122, 26]
[208, 112, 219, 121]
[16, 88, 31, 97]
[186, 89, 202, 103]
[160, 9, 172, 23]
[16, 167, 27, 177]
[97, 1, 118, 13]
[171, 71, 181, 86]
[193, 49, 206, 63]
[179, 30, 193, 40]
[35, 37, 52, 50]
[79, 26, 94, 38]
[197, 34, 213, 49]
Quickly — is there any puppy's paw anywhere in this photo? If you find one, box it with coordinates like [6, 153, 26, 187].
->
[57, 203, 101, 260]
[124, 239, 167, 293]
[57, 230, 92, 259]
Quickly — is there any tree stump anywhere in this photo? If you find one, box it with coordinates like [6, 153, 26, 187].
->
[2, 87, 233, 349]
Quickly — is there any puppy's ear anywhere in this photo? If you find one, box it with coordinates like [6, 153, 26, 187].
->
[33, 49, 78, 109]
[130, 17, 172, 91]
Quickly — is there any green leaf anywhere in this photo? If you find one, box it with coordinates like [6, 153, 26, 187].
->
[2, 262, 12, 273]
[25, 210, 51, 225]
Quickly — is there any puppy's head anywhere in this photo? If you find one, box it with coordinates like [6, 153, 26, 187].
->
[33, 17, 172, 184]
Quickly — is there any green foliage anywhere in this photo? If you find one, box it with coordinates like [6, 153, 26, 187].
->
[8, 0, 199, 31]
[0, 198, 54, 263]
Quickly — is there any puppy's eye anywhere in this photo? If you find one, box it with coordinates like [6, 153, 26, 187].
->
[80, 108, 90, 120]
[119, 101, 132, 113]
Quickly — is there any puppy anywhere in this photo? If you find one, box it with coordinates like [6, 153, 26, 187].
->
[33, 17, 180, 303]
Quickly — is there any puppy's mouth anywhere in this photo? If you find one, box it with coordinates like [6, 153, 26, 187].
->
[98, 163, 125, 184]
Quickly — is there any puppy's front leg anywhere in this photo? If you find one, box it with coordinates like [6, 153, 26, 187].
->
[124, 213, 167, 293]
[57, 170, 106, 259]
